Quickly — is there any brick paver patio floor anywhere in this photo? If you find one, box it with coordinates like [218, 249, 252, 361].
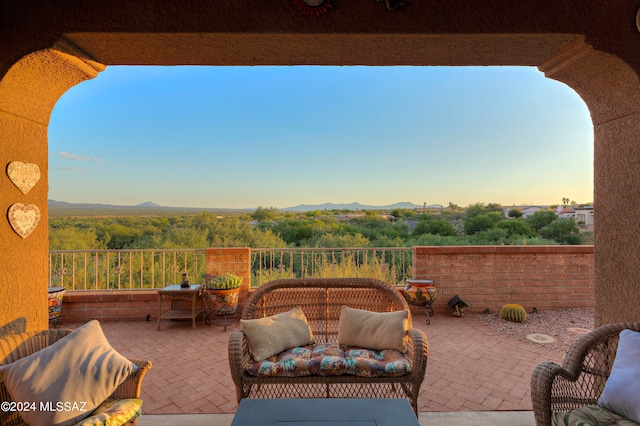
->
[67, 312, 566, 415]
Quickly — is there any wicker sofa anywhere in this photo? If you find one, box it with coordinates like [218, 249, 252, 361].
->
[228, 277, 428, 414]
[0, 328, 152, 426]
[531, 322, 640, 426]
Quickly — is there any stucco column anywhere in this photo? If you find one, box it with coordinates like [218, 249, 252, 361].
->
[0, 44, 103, 333]
[540, 40, 640, 326]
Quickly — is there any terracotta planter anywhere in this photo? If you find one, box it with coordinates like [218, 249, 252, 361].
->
[207, 288, 240, 315]
[404, 279, 437, 306]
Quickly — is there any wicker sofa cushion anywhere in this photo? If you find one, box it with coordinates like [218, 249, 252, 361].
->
[597, 330, 640, 423]
[552, 405, 640, 426]
[76, 398, 143, 426]
[240, 307, 315, 361]
[247, 342, 411, 378]
[338, 306, 410, 353]
[2, 320, 137, 426]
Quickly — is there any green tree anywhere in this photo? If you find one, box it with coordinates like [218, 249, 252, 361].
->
[472, 227, 509, 244]
[464, 202, 503, 220]
[413, 219, 457, 237]
[414, 213, 435, 222]
[382, 220, 410, 239]
[390, 208, 416, 219]
[244, 229, 289, 248]
[539, 218, 582, 244]
[526, 209, 558, 231]
[412, 221, 430, 236]
[272, 220, 319, 245]
[207, 215, 288, 248]
[464, 214, 497, 235]
[486, 203, 503, 212]
[508, 208, 523, 218]
[311, 233, 370, 248]
[192, 211, 217, 232]
[347, 216, 408, 241]
[151, 217, 170, 230]
[49, 226, 106, 250]
[101, 223, 143, 249]
[157, 228, 209, 248]
[390, 208, 404, 219]
[370, 235, 405, 247]
[496, 219, 536, 237]
[464, 202, 488, 219]
[251, 206, 280, 222]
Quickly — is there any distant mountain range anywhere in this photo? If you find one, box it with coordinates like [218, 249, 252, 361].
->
[49, 199, 168, 210]
[47, 200, 252, 216]
[283, 202, 423, 212]
[48, 200, 426, 216]
[136, 201, 161, 207]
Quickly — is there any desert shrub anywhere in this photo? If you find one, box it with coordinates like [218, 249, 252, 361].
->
[496, 219, 536, 238]
[539, 218, 582, 244]
[526, 210, 558, 231]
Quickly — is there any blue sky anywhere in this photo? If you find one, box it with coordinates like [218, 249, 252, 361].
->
[48, 66, 594, 209]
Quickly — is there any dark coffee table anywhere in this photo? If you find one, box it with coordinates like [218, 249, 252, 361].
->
[230, 398, 420, 426]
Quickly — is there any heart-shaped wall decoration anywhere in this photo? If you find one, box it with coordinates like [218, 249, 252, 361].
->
[7, 161, 41, 194]
[8, 203, 40, 239]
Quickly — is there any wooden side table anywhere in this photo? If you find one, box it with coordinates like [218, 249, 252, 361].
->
[156, 284, 205, 330]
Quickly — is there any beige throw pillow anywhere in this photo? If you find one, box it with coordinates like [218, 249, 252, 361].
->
[338, 306, 410, 353]
[240, 307, 315, 361]
[3, 320, 137, 426]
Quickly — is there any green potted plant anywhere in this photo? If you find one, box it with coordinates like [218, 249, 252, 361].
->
[206, 273, 243, 315]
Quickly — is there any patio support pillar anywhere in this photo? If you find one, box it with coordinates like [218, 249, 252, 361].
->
[0, 44, 103, 334]
[205, 247, 252, 315]
[539, 40, 640, 326]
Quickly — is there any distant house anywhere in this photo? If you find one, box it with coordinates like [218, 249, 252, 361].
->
[574, 206, 594, 230]
[557, 206, 575, 219]
[521, 206, 546, 218]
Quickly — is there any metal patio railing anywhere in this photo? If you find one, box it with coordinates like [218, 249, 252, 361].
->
[48, 249, 207, 290]
[250, 247, 412, 287]
[49, 247, 413, 290]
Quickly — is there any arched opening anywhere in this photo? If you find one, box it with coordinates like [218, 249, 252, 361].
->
[48, 65, 593, 209]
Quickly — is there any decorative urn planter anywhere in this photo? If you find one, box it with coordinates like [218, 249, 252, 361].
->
[206, 273, 242, 316]
[404, 279, 437, 324]
[404, 279, 437, 307]
[208, 288, 240, 315]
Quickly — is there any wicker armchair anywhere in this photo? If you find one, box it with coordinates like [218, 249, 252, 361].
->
[0, 329, 152, 426]
[228, 277, 429, 415]
[531, 322, 640, 426]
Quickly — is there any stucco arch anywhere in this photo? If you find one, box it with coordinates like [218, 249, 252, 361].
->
[0, 44, 104, 333]
[538, 41, 640, 326]
[1, 24, 640, 330]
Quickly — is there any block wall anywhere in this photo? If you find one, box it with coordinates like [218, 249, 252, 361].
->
[205, 247, 251, 284]
[205, 247, 251, 315]
[59, 246, 595, 323]
[60, 291, 158, 323]
[412, 245, 594, 314]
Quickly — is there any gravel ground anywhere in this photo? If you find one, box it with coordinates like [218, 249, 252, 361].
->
[476, 307, 595, 353]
